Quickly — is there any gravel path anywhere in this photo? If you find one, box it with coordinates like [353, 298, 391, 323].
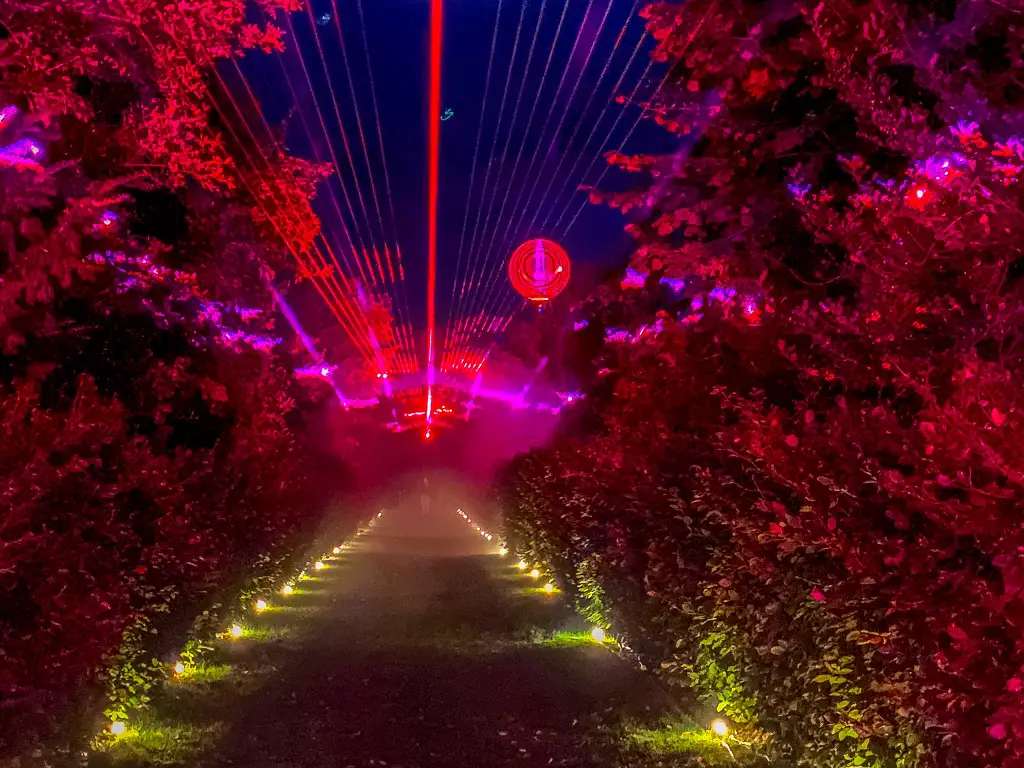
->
[199, 498, 673, 768]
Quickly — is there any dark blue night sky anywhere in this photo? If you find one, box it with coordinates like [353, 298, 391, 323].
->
[239, 0, 676, 329]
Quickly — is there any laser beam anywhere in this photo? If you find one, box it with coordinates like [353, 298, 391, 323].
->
[426, 0, 443, 426]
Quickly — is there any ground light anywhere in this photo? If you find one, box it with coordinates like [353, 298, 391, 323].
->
[110, 721, 126, 736]
[333, 546, 341, 554]
[711, 719, 729, 737]
[230, 624, 243, 638]
[498, 546, 508, 556]
[518, 560, 528, 570]
[174, 662, 185, 675]
[314, 561, 324, 570]
[530, 568, 540, 579]
[282, 584, 293, 596]
[255, 599, 267, 612]
[591, 627, 607, 643]
[544, 583, 555, 594]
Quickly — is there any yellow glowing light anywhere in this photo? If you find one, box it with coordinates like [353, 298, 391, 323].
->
[591, 627, 606, 643]
[314, 561, 324, 570]
[174, 662, 185, 675]
[530, 568, 540, 579]
[255, 599, 267, 612]
[544, 583, 555, 594]
[230, 624, 243, 638]
[517, 560, 528, 570]
[498, 547, 508, 556]
[111, 720, 126, 736]
[711, 719, 729, 737]
[282, 584, 293, 596]
[333, 546, 341, 554]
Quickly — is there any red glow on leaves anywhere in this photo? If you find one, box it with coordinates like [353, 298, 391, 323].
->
[238, 23, 285, 54]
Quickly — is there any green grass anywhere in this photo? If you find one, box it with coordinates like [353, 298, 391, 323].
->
[521, 585, 562, 596]
[277, 586, 310, 597]
[627, 726, 724, 755]
[282, 586, 328, 598]
[221, 624, 291, 643]
[621, 721, 753, 766]
[174, 663, 231, 685]
[537, 630, 603, 648]
[105, 721, 223, 766]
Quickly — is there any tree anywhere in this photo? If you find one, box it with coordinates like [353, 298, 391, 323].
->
[504, 1, 1024, 765]
[1, 0, 345, 751]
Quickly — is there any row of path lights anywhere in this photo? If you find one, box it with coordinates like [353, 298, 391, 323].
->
[457, 507, 494, 542]
[453, 507, 735, 750]
[107, 510, 386, 739]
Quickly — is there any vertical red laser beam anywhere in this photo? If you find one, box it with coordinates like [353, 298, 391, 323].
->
[426, 0, 443, 428]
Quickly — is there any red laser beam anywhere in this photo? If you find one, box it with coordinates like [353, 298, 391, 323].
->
[219, 59, 385, 370]
[426, 0, 443, 426]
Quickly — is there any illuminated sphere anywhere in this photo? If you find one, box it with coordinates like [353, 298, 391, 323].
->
[508, 239, 571, 303]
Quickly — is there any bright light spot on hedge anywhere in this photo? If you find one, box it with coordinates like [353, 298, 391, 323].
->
[255, 599, 267, 612]
[282, 585, 293, 596]
[314, 561, 324, 571]
[174, 662, 185, 675]
[530, 568, 540, 579]
[711, 719, 729, 737]
[544, 583, 555, 593]
[111, 721, 126, 736]
[591, 627, 606, 643]
[333, 546, 341, 554]
[517, 560, 528, 570]
[498, 546, 508, 556]
[230, 624, 243, 638]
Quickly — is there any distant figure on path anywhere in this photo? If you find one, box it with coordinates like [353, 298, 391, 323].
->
[420, 477, 430, 514]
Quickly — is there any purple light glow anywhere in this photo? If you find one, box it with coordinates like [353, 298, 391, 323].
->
[270, 286, 350, 407]
[621, 268, 646, 290]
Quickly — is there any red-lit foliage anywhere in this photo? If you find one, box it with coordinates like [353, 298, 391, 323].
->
[503, 2, 1024, 766]
[0, 0, 346, 752]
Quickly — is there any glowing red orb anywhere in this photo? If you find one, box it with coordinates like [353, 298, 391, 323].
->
[508, 239, 571, 303]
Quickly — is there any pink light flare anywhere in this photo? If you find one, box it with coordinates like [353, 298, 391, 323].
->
[269, 285, 350, 408]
